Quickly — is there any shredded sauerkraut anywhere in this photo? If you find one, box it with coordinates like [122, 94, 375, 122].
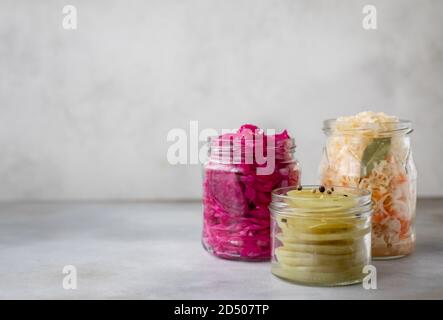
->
[320, 112, 417, 258]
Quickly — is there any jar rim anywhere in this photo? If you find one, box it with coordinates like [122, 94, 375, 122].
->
[207, 136, 295, 150]
[270, 185, 372, 217]
[322, 118, 413, 135]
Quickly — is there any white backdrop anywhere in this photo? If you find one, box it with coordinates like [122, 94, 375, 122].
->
[0, 0, 442, 200]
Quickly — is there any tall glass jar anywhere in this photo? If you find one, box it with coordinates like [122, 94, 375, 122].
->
[319, 116, 417, 259]
[202, 125, 300, 261]
[270, 185, 372, 286]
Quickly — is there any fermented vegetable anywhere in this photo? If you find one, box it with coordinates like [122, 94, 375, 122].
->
[270, 186, 372, 286]
[320, 111, 417, 258]
[202, 125, 300, 260]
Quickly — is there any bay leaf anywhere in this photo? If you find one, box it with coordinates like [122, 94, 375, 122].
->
[360, 137, 391, 177]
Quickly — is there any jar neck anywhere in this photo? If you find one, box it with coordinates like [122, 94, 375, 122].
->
[323, 119, 413, 138]
[207, 137, 295, 165]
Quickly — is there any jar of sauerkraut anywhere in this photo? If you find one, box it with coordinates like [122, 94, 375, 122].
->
[319, 112, 417, 259]
[270, 185, 372, 286]
[202, 124, 300, 261]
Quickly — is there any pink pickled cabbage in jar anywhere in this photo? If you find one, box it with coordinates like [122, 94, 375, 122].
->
[202, 124, 300, 260]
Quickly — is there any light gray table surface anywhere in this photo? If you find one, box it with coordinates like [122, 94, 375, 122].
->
[0, 199, 442, 300]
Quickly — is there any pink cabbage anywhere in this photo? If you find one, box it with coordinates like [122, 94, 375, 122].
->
[202, 124, 300, 260]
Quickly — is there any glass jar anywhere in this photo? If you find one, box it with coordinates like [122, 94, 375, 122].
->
[270, 185, 372, 286]
[319, 118, 417, 259]
[202, 125, 300, 261]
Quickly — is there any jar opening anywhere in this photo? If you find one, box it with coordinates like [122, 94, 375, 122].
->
[270, 185, 372, 217]
[323, 119, 413, 136]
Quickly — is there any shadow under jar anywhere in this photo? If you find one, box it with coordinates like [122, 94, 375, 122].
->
[270, 185, 373, 286]
[319, 119, 417, 259]
[202, 125, 300, 261]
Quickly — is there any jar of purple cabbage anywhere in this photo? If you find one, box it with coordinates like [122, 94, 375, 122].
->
[202, 124, 300, 261]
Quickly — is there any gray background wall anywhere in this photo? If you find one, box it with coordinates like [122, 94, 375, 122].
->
[0, 0, 442, 200]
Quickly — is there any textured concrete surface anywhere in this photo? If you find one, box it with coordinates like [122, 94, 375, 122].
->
[0, 0, 442, 200]
[0, 199, 442, 299]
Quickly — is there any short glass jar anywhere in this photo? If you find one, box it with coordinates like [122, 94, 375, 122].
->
[270, 185, 372, 286]
[202, 125, 300, 261]
[319, 115, 417, 259]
